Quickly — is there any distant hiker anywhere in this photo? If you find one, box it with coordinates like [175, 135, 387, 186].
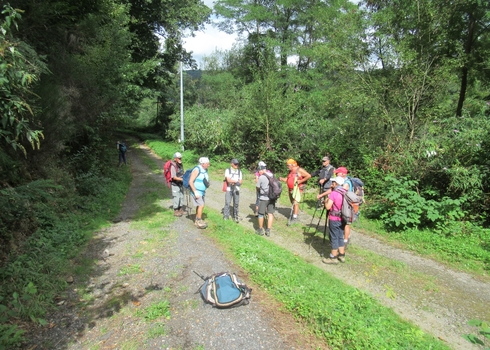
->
[117, 141, 127, 166]
[322, 176, 347, 264]
[189, 157, 211, 229]
[255, 165, 276, 237]
[254, 161, 270, 216]
[170, 152, 185, 217]
[279, 158, 311, 223]
[335, 166, 352, 247]
[223, 158, 243, 222]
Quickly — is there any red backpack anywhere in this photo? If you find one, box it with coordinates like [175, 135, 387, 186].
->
[163, 160, 176, 188]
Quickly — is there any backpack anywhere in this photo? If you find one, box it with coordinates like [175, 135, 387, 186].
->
[119, 143, 127, 153]
[347, 177, 365, 204]
[196, 272, 252, 308]
[182, 167, 197, 189]
[183, 166, 208, 190]
[334, 187, 361, 223]
[163, 160, 176, 188]
[264, 173, 282, 200]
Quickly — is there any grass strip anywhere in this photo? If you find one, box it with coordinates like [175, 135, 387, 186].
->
[203, 210, 449, 349]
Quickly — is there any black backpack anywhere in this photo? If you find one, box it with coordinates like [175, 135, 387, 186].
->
[119, 143, 127, 153]
[264, 173, 282, 200]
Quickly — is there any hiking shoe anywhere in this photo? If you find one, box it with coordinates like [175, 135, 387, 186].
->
[234, 216, 240, 223]
[322, 257, 339, 264]
[174, 209, 183, 217]
[338, 254, 346, 263]
[264, 228, 270, 237]
[195, 219, 208, 229]
[255, 228, 264, 236]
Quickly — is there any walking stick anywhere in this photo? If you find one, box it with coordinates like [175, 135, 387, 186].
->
[323, 211, 329, 244]
[286, 202, 295, 226]
[308, 205, 325, 253]
[305, 199, 322, 236]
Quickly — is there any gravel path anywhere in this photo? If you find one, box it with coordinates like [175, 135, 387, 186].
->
[26, 141, 489, 349]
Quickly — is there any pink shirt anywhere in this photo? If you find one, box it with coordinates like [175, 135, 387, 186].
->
[328, 190, 343, 221]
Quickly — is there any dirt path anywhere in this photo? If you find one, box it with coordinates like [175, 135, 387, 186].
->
[27, 142, 489, 349]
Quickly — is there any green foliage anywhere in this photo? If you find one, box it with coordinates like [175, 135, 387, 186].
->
[368, 176, 465, 231]
[0, 4, 48, 156]
[463, 319, 490, 348]
[0, 143, 131, 348]
[136, 301, 171, 321]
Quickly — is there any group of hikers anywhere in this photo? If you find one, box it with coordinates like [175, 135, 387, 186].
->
[166, 152, 360, 264]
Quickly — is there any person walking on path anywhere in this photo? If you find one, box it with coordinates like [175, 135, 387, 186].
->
[170, 152, 185, 217]
[322, 176, 347, 264]
[116, 141, 127, 166]
[279, 158, 311, 223]
[223, 158, 243, 222]
[335, 166, 352, 247]
[255, 165, 276, 237]
[189, 157, 211, 229]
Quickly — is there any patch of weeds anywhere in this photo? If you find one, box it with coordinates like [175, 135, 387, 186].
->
[194, 345, 205, 350]
[132, 252, 144, 258]
[178, 285, 189, 293]
[423, 280, 440, 293]
[119, 339, 140, 350]
[118, 264, 143, 276]
[136, 301, 171, 321]
[163, 286, 172, 293]
[147, 322, 166, 338]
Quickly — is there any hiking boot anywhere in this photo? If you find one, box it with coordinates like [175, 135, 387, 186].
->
[255, 228, 264, 236]
[264, 228, 270, 237]
[195, 219, 208, 229]
[322, 256, 339, 264]
[174, 209, 183, 217]
[234, 216, 240, 223]
[338, 254, 346, 263]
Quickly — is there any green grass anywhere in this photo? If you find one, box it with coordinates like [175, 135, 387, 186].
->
[200, 210, 448, 349]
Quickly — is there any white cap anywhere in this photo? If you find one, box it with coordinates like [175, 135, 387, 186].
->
[199, 157, 210, 164]
[258, 161, 266, 167]
[173, 152, 182, 158]
[331, 176, 345, 185]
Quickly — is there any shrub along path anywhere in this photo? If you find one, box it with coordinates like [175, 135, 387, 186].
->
[26, 141, 489, 349]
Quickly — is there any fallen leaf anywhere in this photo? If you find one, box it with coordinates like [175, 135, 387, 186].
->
[132, 300, 141, 306]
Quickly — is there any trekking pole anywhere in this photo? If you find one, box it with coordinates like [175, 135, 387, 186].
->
[323, 212, 329, 244]
[305, 199, 321, 236]
[193, 270, 206, 281]
[308, 205, 325, 253]
[286, 202, 295, 226]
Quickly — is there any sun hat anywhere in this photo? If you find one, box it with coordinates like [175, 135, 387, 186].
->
[258, 161, 266, 167]
[322, 156, 330, 161]
[231, 158, 239, 165]
[173, 152, 182, 159]
[199, 157, 210, 164]
[286, 158, 297, 166]
[331, 176, 345, 185]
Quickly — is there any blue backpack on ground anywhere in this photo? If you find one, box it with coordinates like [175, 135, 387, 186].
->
[194, 271, 252, 308]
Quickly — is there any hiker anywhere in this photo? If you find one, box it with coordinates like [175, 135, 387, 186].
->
[254, 161, 270, 216]
[255, 165, 275, 237]
[322, 176, 347, 264]
[279, 158, 311, 223]
[116, 141, 127, 166]
[170, 152, 185, 217]
[189, 157, 211, 229]
[223, 158, 243, 222]
[312, 156, 335, 202]
[335, 166, 352, 247]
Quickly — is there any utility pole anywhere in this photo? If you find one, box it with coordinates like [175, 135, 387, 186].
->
[180, 61, 185, 151]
